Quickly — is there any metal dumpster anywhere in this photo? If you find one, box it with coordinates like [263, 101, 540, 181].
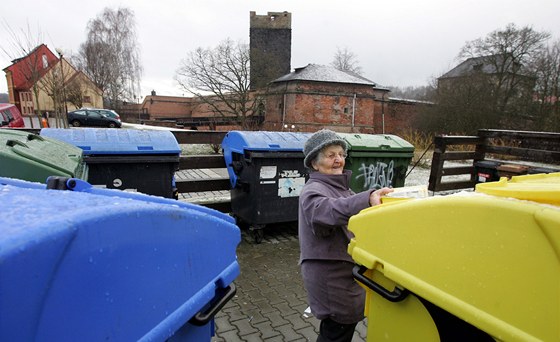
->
[0, 176, 240, 341]
[222, 130, 312, 242]
[337, 133, 414, 192]
[348, 172, 560, 341]
[0, 128, 88, 182]
[474, 160, 502, 183]
[41, 128, 180, 198]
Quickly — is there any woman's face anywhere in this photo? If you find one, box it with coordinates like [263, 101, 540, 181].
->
[312, 144, 346, 175]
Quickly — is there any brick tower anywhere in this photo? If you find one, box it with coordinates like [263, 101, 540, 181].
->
[249, 11, 292, 90]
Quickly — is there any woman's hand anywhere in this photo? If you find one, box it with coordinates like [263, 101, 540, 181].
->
[369, 187, 394, 206]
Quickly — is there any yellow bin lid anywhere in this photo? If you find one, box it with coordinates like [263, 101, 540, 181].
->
[476, 172, 560, 205]
[348, 192, 560, 341]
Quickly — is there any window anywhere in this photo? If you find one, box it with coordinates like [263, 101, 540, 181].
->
[2, 110, 14, 121]
[42, 54, 48, 69]
[83, 96, 92, 103]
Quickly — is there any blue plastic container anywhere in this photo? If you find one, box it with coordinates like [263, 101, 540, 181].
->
[222, 131, 311, 242]
[222, 130, 311, 187]
[0, 176, 240, 341]
[40, 128, 181, 198]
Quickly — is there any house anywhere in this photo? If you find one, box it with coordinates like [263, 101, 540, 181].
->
[263, 64, 389, 133]
[3, 44, 103, 119]
[438, 54, 535, 91]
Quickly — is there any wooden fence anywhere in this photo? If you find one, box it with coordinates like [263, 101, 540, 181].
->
[171, 130, 231, 212]
[428, 129, 560, 192]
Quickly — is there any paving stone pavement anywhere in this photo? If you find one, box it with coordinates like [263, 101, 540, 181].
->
[211, 223, 368, 342]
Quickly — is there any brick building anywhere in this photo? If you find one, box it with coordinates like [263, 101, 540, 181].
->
[128, 65, 425, 135]
[263, 63, 389, 133]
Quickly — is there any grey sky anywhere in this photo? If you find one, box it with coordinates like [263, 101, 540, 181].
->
[2, 0, 559, 99]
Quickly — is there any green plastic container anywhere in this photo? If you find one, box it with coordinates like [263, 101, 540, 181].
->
[337, 133, 414, 192]
[0, 129, 88, 183]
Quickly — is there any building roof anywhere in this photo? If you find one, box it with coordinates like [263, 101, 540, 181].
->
[3, 44, 59, 90]
[439, 54, 527, 79]
[271, 63, 378, 86]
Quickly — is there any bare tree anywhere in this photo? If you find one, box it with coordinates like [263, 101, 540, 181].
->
[65, 77, 87, 110]
[331, 47, 363, 75]
[175, 38, 263, 130]
[459, 23, 550, 123]
[531, 39, 560, 131]
[1, 21, 46, 128]
[36, 61, 65, 127]
[75, 7, 142, 110]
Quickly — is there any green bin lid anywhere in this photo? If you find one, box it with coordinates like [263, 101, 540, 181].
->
[0, 129, 87, 182]
[337, 133, 414, 152]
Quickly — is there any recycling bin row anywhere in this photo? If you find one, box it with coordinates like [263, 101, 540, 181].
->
[0, 127, 414, 242]
[221, 130, 414, 242]
[0, 176, 240, 341]
[0, 128, 180, 198]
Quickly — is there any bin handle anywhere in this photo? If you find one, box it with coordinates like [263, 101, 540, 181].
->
[189, 284, 237, 326]
[352, 265, 409, 302]
[6, 139, 28, 148]
[27, 134, 45, 141]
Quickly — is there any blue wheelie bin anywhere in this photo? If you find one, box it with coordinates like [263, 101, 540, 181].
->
[0, 176, 240, 341]
[41, 128, 181, 198]
[222, 130, 312, 242]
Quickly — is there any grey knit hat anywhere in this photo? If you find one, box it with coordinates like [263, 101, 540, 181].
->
[303, 129, 347, 169]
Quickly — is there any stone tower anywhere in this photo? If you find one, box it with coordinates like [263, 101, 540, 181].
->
[249, 11, 292, 90]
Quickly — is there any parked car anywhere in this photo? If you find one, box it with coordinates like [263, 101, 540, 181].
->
[80, 108, 121, 121]
[67, 109, 122, 128]
[0, 103, 25, 128]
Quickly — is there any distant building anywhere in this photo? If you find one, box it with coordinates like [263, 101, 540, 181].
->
[3, 44, 102, 117]
[250, 11, 292, 90]
[264, 64, 391, 133]
[438, 54, 535, 92]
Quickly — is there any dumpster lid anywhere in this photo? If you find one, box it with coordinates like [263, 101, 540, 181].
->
[0, 129, 86, 179]
[40, 128, 181, 155]
[222, 131, 312, 153]
[0, 176, 239, 341]
[475, 172, 560, 205]
[337, 133, 414, 152]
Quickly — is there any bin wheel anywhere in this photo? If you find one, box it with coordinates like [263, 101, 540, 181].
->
[233, 215, 249, 230]
[250, 226, 265, 244]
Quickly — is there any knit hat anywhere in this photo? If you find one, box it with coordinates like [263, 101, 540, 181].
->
[303, 129, 347, 169]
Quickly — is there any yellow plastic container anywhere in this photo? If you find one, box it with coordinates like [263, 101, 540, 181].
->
[348, 173, 560, 341]
[476, 172, 560, 205]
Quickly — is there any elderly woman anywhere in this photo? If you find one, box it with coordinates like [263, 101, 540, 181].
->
[299, 129, 393, 342]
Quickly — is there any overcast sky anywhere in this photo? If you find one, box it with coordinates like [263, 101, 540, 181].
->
[2, 0, 560, 99]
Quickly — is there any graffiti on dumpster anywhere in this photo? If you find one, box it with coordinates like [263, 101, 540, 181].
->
[278, 170, 305, 198]
[355, 160, 394, 190]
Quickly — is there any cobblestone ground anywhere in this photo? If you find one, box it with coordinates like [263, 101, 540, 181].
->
[212, 224, 367, 342]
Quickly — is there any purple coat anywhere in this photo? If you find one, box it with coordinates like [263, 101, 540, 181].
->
[298, 170, 372, 264]
[298, 169, 374, 324]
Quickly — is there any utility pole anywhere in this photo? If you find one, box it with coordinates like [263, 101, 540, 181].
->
[55, 48, 69, 128]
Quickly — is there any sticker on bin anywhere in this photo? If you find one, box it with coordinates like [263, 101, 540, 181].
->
[260, 165, 277, 179]
[278, 176, 305, 198]
[381, 185, 428, 203]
